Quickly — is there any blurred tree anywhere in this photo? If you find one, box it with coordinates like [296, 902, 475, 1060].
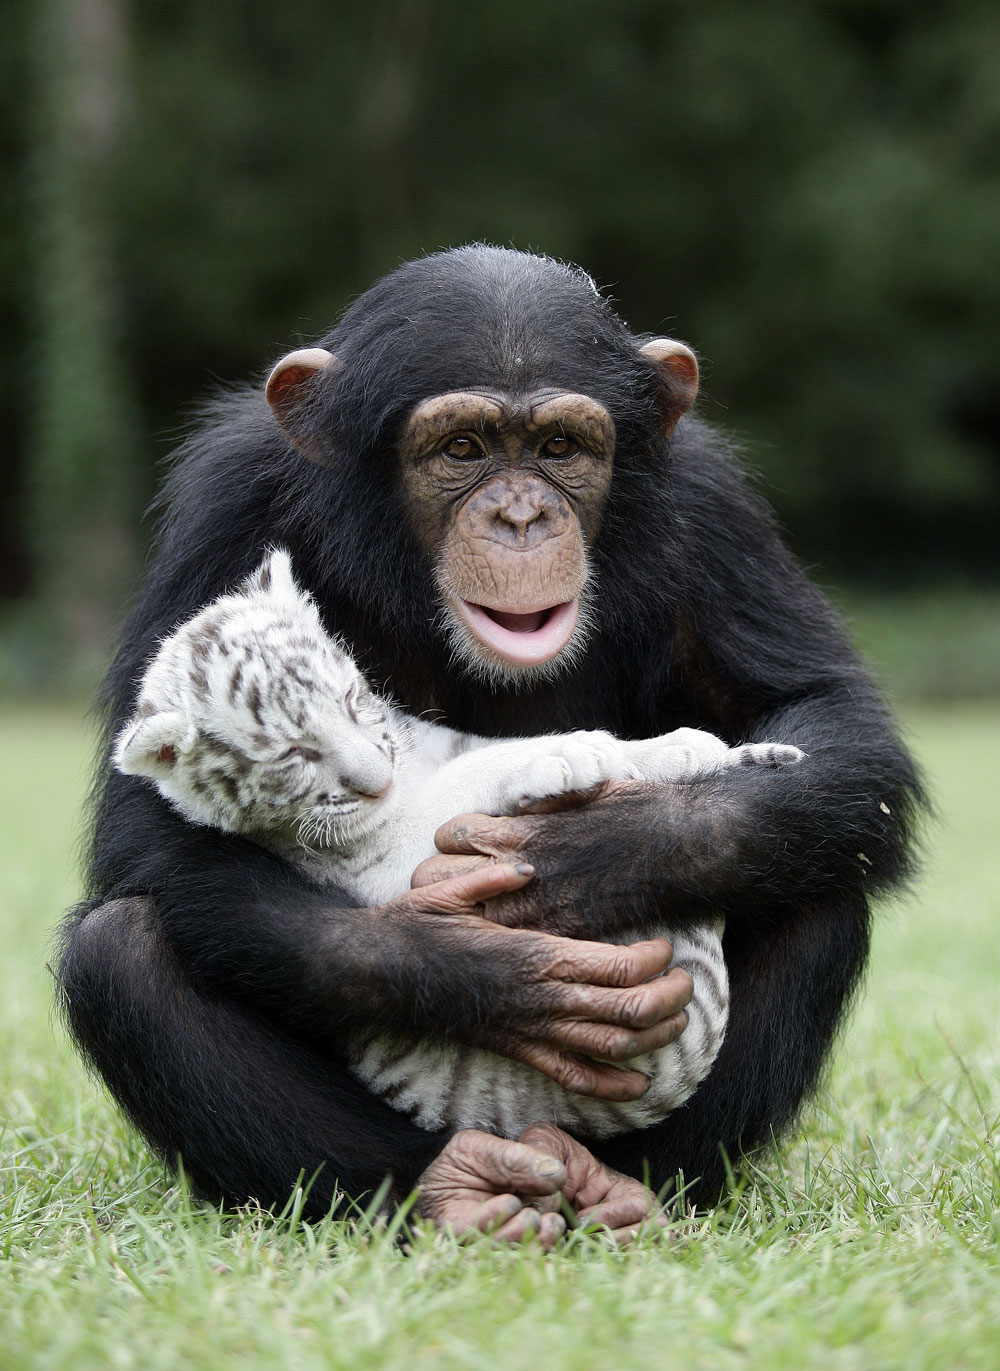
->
[112, 0, 999, 581]
[0, 7, 31, 602]
[24, 0, 139, 660]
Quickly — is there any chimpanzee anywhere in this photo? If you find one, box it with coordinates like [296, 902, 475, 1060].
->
[58, 245, 922, 1242]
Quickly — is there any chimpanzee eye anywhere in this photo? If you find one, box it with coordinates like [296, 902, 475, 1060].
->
[541, 434, 580, 459]
[441, 435, 483, 461]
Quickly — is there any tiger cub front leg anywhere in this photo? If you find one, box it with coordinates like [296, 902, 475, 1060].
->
[430, 730, 629, 818]
[621, 727, 805, 783]
[510, 730, 630, 810]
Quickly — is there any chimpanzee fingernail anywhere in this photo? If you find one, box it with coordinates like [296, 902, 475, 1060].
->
[515, 863, 535, 877]
[537, 1157, 563, 1179]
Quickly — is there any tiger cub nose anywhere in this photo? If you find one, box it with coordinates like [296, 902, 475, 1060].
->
[339, 738, 394, 799]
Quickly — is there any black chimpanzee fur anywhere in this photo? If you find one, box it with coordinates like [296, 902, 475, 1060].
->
[57, 246, 923, 1213]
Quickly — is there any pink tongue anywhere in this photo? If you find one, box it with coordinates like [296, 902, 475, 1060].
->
[486, 608, 547, 633]
[456, 598, 580, 667]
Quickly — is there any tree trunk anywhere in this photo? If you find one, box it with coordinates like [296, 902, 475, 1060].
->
[26, 0, 138, 669]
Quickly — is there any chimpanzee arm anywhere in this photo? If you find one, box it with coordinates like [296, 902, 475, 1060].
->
[437, 679, 917, 939]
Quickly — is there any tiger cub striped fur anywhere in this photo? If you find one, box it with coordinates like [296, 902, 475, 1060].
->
[114, 549, 804, 1139]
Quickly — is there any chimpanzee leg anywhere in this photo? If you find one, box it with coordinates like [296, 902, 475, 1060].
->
[57, 898, 445, 1216]
[597, 893, 871, 1203]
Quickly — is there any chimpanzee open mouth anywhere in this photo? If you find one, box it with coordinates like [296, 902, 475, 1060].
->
[455, 598, 580, 667]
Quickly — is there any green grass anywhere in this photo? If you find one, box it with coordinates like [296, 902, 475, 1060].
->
[2, 702, 1000, 1370]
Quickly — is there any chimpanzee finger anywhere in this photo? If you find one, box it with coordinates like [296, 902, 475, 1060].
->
[543, 1009, 689, 1062]
[433, 812, 531, 859]
[489, 1207, 544, 1244]
[409, 853, 497, 889]
[577, 1200, 669, 1240]
[512, 1043, 652, 1100]
[537, 1212, 567, 1249]
[526, 1189, 563, 1216]
[487, 1208, 565, 1250]
[544, 965, 693, 1028]
[406, 861, 534, 915]
[543, 936, 676, 989]
[467, 1193, 524, 1234]
[443, 1130, 568, 1196]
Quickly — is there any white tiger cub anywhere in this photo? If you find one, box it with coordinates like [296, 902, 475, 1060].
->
[114, 549, 804, 1139]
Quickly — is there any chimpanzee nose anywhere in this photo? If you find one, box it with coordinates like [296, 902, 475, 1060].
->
[473, 473, 569, 547]
[498, 491, 545, 537]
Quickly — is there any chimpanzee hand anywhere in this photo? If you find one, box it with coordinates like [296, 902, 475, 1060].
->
[410, 779, 689, 940]
[415, 1124, 666, 1248]
[516, 1122, 667, 1244]
[415, 1129, 569, 1249]
[388, 862, 691, 1100]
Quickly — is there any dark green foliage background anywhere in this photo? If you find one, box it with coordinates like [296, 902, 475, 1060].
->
[2, 0, 998, 655]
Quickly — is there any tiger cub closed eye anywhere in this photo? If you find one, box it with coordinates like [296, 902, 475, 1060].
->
[114, 549, 804, 1139]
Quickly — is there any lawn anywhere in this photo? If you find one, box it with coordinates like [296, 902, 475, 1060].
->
[2, 701, 999, 1370]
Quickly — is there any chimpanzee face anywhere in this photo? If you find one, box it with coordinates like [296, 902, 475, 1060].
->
[263, 262, 697, 685]
[393, 386, 615, 682]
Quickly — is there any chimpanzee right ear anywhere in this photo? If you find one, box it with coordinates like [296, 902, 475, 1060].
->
[639, 338, 700, 437]
[113, 710, 195, 779]
[265, 347, 341, 467]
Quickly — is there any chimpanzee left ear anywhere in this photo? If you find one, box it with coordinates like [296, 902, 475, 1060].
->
[265, 347, 341, 467]
[639, 338, 699, 436]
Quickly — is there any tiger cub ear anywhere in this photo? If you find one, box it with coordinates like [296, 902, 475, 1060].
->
[242, 547, 301, 603]
[113, 709, 196, 778]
